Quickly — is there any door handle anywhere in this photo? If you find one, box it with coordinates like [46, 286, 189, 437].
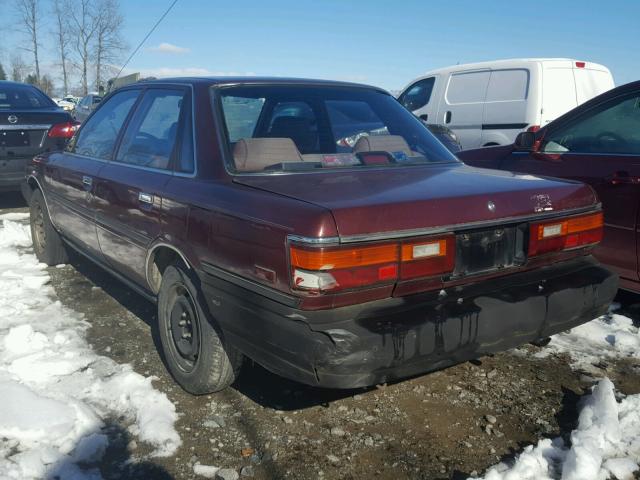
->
[82, 175, 92, 191]
[138, 192, 154, 204]
[606, 171, 640, 185]
[445, 111, 452, 124]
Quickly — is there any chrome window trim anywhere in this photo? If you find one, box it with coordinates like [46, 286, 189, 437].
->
[0, 124, 51, 130]
[288, 204, 601, 245]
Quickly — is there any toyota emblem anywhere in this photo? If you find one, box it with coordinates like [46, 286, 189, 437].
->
[7, 115, 18, 124]
[487, 201, 496, 212]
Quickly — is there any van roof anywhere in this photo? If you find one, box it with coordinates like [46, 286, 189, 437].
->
[417, 58, 610, 77]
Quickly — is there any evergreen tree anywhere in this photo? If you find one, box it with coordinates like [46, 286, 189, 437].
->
[0, 63, 6, 80]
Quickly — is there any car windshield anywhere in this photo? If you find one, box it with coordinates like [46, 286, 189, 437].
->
[216, 85, 458, 173]
[0, 83, 56, 109]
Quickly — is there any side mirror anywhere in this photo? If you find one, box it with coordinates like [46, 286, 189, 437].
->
[514, 131, 536, 151]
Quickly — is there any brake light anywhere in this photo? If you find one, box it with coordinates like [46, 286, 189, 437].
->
[528, 212, 603, 256]
[290, 243, 398, 292]
[290, 236, 456, 293]
[527, 125, 541, 132]
[575, 61, 586, 68]
[48, 121, 80, 139]
[400, 236, 455, 280]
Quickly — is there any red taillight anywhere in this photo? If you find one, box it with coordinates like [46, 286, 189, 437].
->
[290, 237, 456, 293]
[48, 121, 80, 139]
[528, 212, 603, 257]
[575, 61, 586, 68]
[527, 125, 541, 132]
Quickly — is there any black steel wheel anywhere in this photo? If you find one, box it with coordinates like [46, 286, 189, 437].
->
[29, 189, 68, 265]
[158, 264, 242, 394]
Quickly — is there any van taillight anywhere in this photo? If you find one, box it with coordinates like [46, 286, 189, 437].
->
[527, 125, 541, 133]
[575, 61, 586, 68]
[48, 121, 80, 139]
[290, 235, 455, 293]
[528, 212, 603, 257]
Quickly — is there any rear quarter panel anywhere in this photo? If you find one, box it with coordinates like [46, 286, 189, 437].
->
[163, 176, 337, 295]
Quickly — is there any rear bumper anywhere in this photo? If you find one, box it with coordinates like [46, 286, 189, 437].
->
[200, 256, 617, 389]
[0, 156, 28, 191]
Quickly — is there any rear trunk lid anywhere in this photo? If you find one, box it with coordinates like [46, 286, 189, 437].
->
[234, 164, 598, 239]
[0, 108, 70, 159]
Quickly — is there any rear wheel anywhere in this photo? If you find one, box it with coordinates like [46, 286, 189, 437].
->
[29, 189, 68, 265]
[158, 264, 243, 394]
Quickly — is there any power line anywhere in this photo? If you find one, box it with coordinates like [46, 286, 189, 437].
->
[113, 0, 179, 81]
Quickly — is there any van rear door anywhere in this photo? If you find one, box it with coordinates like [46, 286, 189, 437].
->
[574, 63, 615, 104]
[541, 65, 578, 125]
[438, 70, 490, 149]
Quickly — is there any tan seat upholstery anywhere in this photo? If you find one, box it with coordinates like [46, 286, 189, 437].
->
[233, 138, 303, 172]
[353, 135, 412, 156]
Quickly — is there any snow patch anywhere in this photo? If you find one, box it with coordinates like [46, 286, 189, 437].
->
[0, 217, 181, 479]
[537, 312, 640, 372]
[470, 378, 640, 480]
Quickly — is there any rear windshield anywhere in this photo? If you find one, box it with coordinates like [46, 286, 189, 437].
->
[0, 83, 56, 109]
[92, 96, 102, 104]
[215, 85, 458, 173]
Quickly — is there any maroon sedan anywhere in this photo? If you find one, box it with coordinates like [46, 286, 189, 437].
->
[24, 78, 616, 393]
[459, 80, 640, 294]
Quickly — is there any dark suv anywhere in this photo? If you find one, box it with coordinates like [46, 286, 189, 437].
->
[25, 78, 616, 394]
[0, 81, 76, 192]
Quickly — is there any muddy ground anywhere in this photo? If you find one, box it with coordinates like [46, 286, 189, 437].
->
[3, 193, 640, 480]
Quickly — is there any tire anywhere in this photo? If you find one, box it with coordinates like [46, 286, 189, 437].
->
[29, 189, 68, 266]
[158, 264, 243, 394]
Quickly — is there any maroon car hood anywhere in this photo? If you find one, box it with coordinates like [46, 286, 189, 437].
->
[234, 164, 598, 237]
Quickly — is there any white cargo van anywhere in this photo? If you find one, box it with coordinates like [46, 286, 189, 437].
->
[398, 58, 614, 150]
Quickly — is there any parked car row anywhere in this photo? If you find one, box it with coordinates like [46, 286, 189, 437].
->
[19, 77, 617, 395]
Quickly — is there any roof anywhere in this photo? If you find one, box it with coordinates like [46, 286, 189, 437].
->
[133, 76, 388, 93]
[418, 58, 610, 76]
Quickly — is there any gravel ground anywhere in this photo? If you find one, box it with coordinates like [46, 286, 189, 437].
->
[3, 193, 640, 480]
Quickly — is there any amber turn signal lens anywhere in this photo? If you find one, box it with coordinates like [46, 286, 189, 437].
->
[290, 243, 398, 271]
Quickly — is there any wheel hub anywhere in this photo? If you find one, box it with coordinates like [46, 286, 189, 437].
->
[169, 292, 199, 364]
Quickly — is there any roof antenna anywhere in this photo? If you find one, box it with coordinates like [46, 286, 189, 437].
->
[113, 0, 180, 82]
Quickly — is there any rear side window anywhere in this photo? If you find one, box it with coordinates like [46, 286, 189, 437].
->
[116, 89, 186, 170]
[445, 71, 490, 104]
[399, 77, 435, 111]
[221, 96, 265, 142]
[73, 89, 140, 160]
[485, 69, 529, 102]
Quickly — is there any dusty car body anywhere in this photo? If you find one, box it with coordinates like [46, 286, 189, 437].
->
[24, 77, 617, 393]
[459, 80, 640, 294]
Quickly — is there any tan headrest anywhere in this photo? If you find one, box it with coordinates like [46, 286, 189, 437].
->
[353, 135, 412, 156]
[233, 138, 303, 172]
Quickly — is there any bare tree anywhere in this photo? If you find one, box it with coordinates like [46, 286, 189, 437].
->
[39, 73, 54, 95]
[10, 54, 28, 82]
[68, 0, 99, 95]
[15, 0, 41, 82]
[51, 0, 71, 94]
[93, 0, 125, 92]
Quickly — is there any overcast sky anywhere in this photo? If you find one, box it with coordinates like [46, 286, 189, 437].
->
[2, 0, 638, 92]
